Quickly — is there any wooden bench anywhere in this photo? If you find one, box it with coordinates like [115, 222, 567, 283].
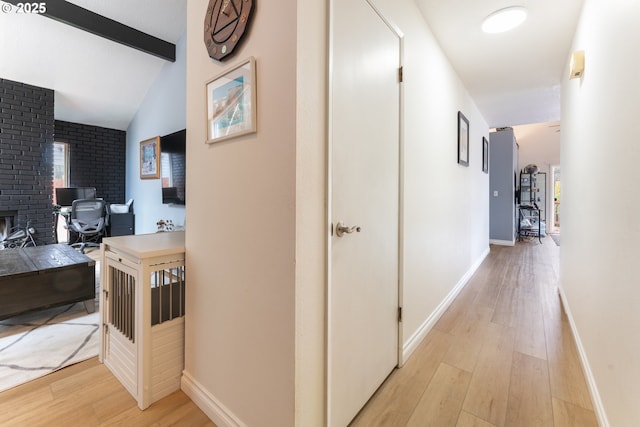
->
[0, 244, 95, 320]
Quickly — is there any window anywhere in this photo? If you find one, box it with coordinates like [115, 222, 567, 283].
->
[161, 152, 172, 187]
[53, 142, 69, 204]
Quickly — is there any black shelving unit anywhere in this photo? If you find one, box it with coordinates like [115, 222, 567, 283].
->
[518, 205, 541, 242]
[518, 170, 542, 242]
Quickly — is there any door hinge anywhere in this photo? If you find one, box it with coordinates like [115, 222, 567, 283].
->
[398, 306, 403, 322]
[398, 66, 404, 83]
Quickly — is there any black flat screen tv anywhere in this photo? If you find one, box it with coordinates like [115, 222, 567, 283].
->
[160, 129, 186, 205]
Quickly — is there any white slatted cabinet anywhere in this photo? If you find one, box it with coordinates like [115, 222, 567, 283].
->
[99, 231, 185, 410]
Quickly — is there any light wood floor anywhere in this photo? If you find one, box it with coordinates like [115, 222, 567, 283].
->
[0, 237, 596, 427]
[351, 236, 598, 427]
[0, 358, 216, 426]
[0, 247, 215, 427]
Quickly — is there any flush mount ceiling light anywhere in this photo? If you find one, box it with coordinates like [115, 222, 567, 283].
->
[482, 6, 528, 34]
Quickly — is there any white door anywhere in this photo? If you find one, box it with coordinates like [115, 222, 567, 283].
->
[328, 0, 401, 425]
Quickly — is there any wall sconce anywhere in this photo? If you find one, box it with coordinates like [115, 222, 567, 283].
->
[569, 50, 585, 79]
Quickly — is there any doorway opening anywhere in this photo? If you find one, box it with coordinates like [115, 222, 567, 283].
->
[552, 165, 561, 233]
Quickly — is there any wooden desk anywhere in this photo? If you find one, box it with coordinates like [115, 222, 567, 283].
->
[0, 244, 95, 320]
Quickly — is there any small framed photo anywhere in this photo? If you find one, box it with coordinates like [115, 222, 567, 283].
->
[140, 136, 160, 179]
[457, 111, 469, 167]
[205, 56, 257, 144]
[482, 136, 489, 173]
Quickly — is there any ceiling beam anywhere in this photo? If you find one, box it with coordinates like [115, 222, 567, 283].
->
[3, 0, 175, 62]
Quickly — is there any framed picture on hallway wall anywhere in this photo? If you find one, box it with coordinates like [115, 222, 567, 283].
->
[205, 56, 257, 144]
[457, 111, 469, 167]
[482, 136, 489, 173]
[140, 136, 160, 179]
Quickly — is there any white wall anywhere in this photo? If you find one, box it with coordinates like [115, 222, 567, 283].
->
[561, 1, 640, 425]
[369, 0, 490, 355]
[514, 122, 561, 173]
[183, 1, 297, 426]
[183, 0, 490, 425]
[126, 34, 186, 234]
[295, 0, 327, 424]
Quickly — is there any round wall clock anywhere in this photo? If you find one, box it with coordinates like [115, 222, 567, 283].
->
[204, 0, 255, 61]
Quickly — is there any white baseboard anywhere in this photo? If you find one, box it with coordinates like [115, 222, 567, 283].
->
[402, 246, 490, 362]
[557, 287, 609, 427]
[181, 371, 246, 427]
[489, 238, 515, 246]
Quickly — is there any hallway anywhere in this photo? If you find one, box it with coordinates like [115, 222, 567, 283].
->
[351, 237, 598, 427]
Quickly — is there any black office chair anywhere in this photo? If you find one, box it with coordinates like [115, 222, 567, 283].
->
[69, 199, 106, 253]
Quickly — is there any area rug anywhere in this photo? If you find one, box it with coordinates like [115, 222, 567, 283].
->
[0, 302, 99, 393]
[0, 253, 101, 393]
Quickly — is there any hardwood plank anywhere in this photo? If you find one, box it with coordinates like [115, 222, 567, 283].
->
[462, 255, 496, 295]
[405, 363, 472, 427]
[491, 265, 521, 328]
[49, 363, 119, 398]
[2, 356, 101, 397]
[473, 270, 505, 310]
[469, 247, 508, 309]
[545, 315, 594, 411]
[462, 322, 515, 427]
[435, 287, 480, 334]
[28, 400, 100, 427]
[0, 358, 216, 427]
[350, 329, 453, 427]
[147, 399, 215, 427]
[515, 254, 538, 301]
[101, 390, 194, 426]
[0, 387, 54, 425]
[0, 359, 101, 425]
[100, 391, 214, 427]
[535, 261, 563, 327]
[504, 352, 553, 427]
[7, 366, 123, 427]
[552, 397, 599, 427]
[92, 386, 138, 423]
[442, 304, 494, 373]
[447, 301, 494, 339]
[514, 294, 547, 360]
[456, 411, 497, 427]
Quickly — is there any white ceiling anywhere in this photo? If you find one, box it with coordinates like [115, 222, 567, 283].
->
[0, 0, 186, 130]
[0, 0, 582, 134]
[514, 120, 561, 167]
[416, 0, 584, 128]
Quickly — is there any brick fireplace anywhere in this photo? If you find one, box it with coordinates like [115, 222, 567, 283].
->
[0, 78, 55, 246]
[0, 210, 17, 241]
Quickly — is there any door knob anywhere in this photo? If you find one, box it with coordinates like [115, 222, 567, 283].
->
[336, 222, 361, 237]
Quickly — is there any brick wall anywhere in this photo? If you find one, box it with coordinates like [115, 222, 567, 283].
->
[0, 78, 55, 245]
[54, 120, 126, 204]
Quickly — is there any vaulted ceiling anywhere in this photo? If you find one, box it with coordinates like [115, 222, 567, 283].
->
[0, 0, 583, 133]
[0, 0, 186, 130]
